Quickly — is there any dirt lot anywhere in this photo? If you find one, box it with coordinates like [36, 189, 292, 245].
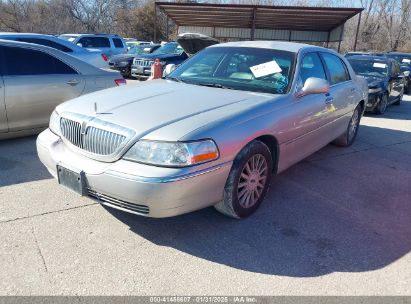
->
[0, 92, 410, 295]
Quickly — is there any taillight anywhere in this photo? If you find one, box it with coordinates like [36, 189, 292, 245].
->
[101, 54, 108, 62]
[115, 79, 127, 86]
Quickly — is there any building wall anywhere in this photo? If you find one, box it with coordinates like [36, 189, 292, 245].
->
[178, 26, 333, 42]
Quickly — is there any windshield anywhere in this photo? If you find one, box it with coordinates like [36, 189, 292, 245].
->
[348, 59, 388, 78]
[59, 35, 77, 42]
[387, 54, 411, 66]
[167, 47, 295, 95]
[153, 43, 184, 55]
[127, 46, 149, 55]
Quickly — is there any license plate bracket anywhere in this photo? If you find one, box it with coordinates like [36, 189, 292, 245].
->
[57, 165, 87, 196]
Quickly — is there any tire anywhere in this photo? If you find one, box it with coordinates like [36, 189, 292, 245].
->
[333, 104, 362, 147]
[214, 140, 273, 219]
[374, 93, 388, 115]
[393, 90, 403, 106]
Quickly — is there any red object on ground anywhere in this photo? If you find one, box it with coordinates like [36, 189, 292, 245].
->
[115, 79, 127, 86]
[148, 59, 162, 80]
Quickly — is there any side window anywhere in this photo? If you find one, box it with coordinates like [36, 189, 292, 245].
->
[2, 46, 77, 76]
[78, 37, 110, 48]
[16, 38, 73, 52]
[321, 53, 350, 85]
[300, 52, 327, 84]
[113, 38, 124, 48]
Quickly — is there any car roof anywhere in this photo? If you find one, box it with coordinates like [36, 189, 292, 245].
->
[61, 34, 123, 38]
[0, 39, 110, 75]
[347, 55, 392, 63]
[388, 52, 411, 56]
[209, 40, 316, 53]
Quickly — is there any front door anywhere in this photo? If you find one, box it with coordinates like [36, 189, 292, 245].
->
[0, 76, 7, 133]
[2, 45, 85, 132]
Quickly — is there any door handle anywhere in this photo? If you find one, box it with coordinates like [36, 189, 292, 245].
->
[67, 79, 80, 86]
[325, 96, 334, 104]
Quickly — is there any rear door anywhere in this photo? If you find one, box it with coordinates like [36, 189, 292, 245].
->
[2, 46, 85, 131]
[0, 47, 8, 133]
[78, 36, 112, 57]
[389, 61, 403, 101]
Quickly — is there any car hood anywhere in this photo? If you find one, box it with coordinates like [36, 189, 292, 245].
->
[365, 76, 386, 88]
[57, 80, 274, 141]
[134, 52, 185, 61]
[177, 32, 219, 56]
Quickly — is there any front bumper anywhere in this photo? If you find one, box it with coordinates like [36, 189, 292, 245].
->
[36, 129, 232, 218]
[365, 92, 382, 112]
[131, 66, 152, 77]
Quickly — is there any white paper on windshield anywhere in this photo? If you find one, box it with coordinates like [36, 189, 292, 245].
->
[402, 59, 411, 63]
[373, 63, 387, 68]
[250, 61, 282, 78]
[144, 48, 151, 52]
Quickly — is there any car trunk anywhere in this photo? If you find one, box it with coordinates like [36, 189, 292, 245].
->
[176, 33, 219, 56]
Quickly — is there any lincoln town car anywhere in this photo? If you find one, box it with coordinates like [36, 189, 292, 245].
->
[36, 41, 368, 219]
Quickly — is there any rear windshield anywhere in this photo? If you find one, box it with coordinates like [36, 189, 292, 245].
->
[387, 54, 411, 66]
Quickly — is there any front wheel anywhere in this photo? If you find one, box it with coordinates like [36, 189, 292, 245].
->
[333, 104, 362, 147]
[375, 93, 388, 115]
[214, 140, 273, 219]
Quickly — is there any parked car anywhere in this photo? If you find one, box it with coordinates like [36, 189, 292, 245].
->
[386, 52, 411, 94]
[345, 51, 385, 58]
[0, 33, 109, 69]
[125, 41, 152, 50]
[109, 44, 161, 78]
[59, 34, 127, 57]
[37, 41, 367, 219]
[131, 42, 189, 78]
[0, 40, 125, 140]
[347, 55, 404, 114]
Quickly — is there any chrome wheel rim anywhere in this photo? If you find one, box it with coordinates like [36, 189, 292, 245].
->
[379, 95, 388, 113]
[237, 154, 268, 208]
[348, 108, 359, 141]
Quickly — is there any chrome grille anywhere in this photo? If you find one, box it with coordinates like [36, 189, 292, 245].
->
[60, 117, 127, 156]
[88, 189, 150, 215]
[134, 59, 153, 67]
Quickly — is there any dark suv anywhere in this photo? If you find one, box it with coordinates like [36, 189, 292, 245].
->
[386, 52, 411, 94]
[131, 42, 188, 79]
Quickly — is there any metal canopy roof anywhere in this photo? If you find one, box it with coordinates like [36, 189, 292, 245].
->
[156, 2, 363, 33]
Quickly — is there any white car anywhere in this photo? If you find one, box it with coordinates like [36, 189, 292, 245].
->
[0, 33, 109, 69]
[59, 34, 127, 57]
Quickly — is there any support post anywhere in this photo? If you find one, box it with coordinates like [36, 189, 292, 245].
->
[250, 7, 257, 41]
[353, 12, 362, 51]
[337, 24, 345, 53]
[326, 31, 330, 48]
[153, 2, 157, 43]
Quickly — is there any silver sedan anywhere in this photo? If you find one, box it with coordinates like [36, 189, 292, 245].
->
[37, 41, 368, 219]
[0, 40, 126, 140]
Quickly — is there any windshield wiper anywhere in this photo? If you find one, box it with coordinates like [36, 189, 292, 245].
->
[196, 82, 235, 90]
[165, 76, 183, 83]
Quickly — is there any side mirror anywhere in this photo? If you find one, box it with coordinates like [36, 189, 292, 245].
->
[163, 64, 177, 77]
[298, 77, 329, 97]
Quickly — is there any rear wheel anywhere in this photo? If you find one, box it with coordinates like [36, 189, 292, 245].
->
[374, 93, 388, 115]
[214, 140, 273, 219]
[333, 104, 362, 147]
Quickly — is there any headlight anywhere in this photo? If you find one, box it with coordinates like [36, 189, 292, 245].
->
[123, 139, 219, 167]
[49, 110, 61, 136]
[403, 71, 410, 77]
[368, 87, 382, 93]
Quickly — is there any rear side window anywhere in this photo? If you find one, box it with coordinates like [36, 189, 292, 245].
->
[300, 53, 327, 83]
[2, 46, 77, 76]
[321, 53, 350, 85]
[16, 38, 73, 52]
[78, 37, 110, 48]
[113, 38, 124, 48]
